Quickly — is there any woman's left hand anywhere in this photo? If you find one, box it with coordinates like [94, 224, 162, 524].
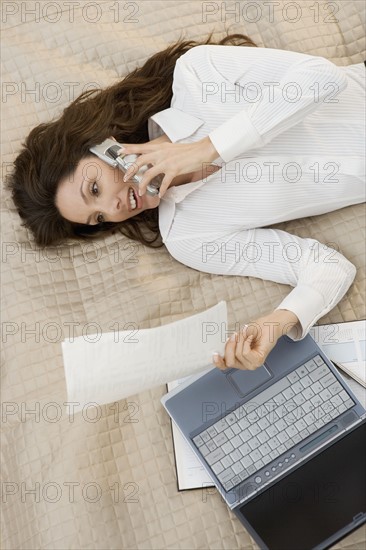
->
[118, 137, 218, 198]
[212, 310, 299, 371]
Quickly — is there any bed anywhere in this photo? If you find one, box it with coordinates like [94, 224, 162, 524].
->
[2, 1, 365, 548]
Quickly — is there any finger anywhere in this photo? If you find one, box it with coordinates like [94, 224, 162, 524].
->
[157, 175, 173, 198]
[139, 166, 168, 196]
[224, 332, 239, 368]
[123, 161, 140, 182]
[212, 352, 227, 371]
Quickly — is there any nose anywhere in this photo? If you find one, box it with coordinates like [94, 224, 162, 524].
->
[104, 194, 122, 219]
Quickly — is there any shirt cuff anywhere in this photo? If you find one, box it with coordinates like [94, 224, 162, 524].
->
[274, 284, 326, 342]
[208, 110, 263, 163]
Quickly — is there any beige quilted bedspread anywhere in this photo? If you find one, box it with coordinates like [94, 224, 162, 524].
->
[1, 1, 365, 548]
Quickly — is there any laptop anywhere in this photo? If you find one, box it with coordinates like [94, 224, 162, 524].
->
[161, 332, 366, 550]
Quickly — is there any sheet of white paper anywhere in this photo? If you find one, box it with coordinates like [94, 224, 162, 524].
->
[309, 320, 366, 386]
[61, 301, 227, 414]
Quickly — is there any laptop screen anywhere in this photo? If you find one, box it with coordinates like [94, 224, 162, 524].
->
[236, 421, 366, 550]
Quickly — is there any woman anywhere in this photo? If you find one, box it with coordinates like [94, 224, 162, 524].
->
[5, 32, 365, 372]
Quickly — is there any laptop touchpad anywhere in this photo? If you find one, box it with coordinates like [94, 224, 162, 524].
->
[226, 364, 273, 398]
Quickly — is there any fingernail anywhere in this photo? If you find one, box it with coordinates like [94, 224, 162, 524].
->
[212, 352, 219, 363]
[138, 189, 142, 196]
[230, 333, 237, 342]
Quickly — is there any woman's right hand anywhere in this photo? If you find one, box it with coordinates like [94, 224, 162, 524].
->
[118, 136, 219, 199]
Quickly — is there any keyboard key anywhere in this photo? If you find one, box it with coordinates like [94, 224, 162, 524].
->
[249, 449, 262, 462]
[293, 393, 306, 406]
[304, 359, 318, 372]
[277, 430, 290, 444]
[258, 417, 270, 430]
[238, 417, 251, 430]
[230, 449, 242, 463]
[319, 388, 332, 401]
[313, 355, 325, 366]
[231, 423, 241, 435]
[231, 435, 243, 449]
[292, 381, 304, 394]
[218, 468, 235, 483]
[295, 365, 308, 378]
[238, 442, 252, 456]
[205, 448, 226, 465]
[304, 412, 317, 426]
[206, 425, 218, 438]
[309, 365, 328, 382]
[259, 442, 272, 456]
[330, 395, 343, 408]
[221, 455, 233, 468]
[273, 393, 286, 406]
[301, 375, 312, 388]
[285, 425, 298, 438]
[320, 373, 337, 388]
[268, 435, 281, 450]
[328, 381, 343, 395]
[266, 424, 279, 438]
[339, 390, 350, 402]
[294, 419, 307, 432]
[224, 426, 235, 439]
[283, 387, 295, 400]
[287, 371, 300, 384]
[258, 431, 270, 444]
[275, 418, 288, 432]
[262, 454, 272, 466]
[200, 444, 210, 456]
[247, 410, 259, 422]
[201, 431, 211, 443]
[213, 418, 230, 433]
[277, 444, 287, 455]
[241, 456, 253, 469]
[248, 423, 261, 437]
[222, 441, 234, 455]
[226, 413, 238, 425]
[206, 440, 217, 452]
[248, 437, 261, 451]
[302, 387, 315, 400]
[193, 435, 204, 447]
[247, 464, 256, 475]
[213, 432, 228, 447]
[212, 461, 224, 475]
[311, 380, 323, 394]
[232, 462, 246, 475]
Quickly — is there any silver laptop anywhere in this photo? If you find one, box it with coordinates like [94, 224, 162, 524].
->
[161, 333, 366, 550]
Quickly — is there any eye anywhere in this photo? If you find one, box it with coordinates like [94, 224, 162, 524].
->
[89, 181, 104, 224]
[90, 181, 99, 196]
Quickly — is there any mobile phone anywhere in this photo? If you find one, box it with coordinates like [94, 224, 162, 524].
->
[89, 138, 161, 196]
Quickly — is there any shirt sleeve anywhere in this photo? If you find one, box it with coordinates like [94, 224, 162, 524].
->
[164, 227, 357, 341]
[175, 45, 349, 163]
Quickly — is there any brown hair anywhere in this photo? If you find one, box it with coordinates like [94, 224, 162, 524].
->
[5, 31, 258, 248]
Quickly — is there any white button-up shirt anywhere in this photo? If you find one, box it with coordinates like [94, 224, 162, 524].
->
[147, 45, 365, 340]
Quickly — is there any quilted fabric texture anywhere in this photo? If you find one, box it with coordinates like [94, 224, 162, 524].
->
[1, 1, 365, 548]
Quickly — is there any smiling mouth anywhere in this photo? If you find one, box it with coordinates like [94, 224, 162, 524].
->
[128, 187, 140, 211]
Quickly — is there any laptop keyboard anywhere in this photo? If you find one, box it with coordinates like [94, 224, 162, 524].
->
[192, 354, 355, 492]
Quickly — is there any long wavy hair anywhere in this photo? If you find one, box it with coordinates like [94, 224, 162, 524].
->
[5, 31, 258, 248]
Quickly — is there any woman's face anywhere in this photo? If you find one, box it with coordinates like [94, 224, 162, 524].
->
[55, 153, 160, 225]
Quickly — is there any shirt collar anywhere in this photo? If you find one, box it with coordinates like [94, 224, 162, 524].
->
[149, 107, 208, 242]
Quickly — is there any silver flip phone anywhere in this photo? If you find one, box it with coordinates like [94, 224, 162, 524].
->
[89, 138, 161, 196]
